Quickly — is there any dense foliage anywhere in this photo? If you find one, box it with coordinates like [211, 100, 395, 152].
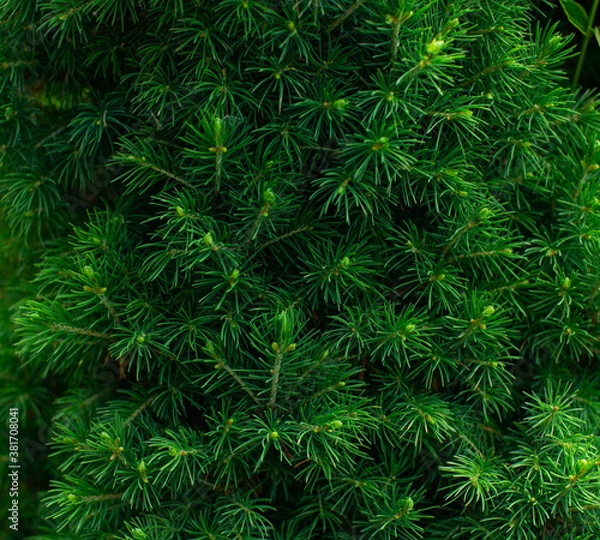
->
[2, 0, 600, 538]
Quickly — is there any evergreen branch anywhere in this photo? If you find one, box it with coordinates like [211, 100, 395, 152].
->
[79, 492, 124, 502]
[123, 396, 155, 428]
[215, 358, 261, 406]
[252, 226, 314, 252]
[268, 350, 283, 410]
[442, 218, 482, 256]
[299, 146, 342, 153]
[488, 280, 530, 293]
[50, 324, 112, 340]
[327, 0, 368, 33]
[147, 163, 193, 189]
[34, 127, 67, 150]
[5, 0, 600, 537]
[81, 390, 111, 409]
[457, 61, 511, 88]
[449, 248, 514, 261]
[244, 206, 271, 244]
[101, 295, 121, 325]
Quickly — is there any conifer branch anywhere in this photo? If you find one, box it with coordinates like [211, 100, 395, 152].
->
[268, 350, 283, 410]
[79, 493, 124, 502]
[123, 396, 155, 428]
[5, 0, 600, 537]
[50, 325, 112, 340]
[252, 226, 314, 252]
[327, 0, 367, 33]
[457, 61, 511, 88]
[215, 359, 261, 406]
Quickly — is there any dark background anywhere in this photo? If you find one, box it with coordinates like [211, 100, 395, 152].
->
[534, 0, 600, 89]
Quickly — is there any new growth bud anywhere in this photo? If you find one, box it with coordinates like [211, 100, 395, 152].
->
[131, 529, 148, 540]
[213, 117, 222, 138]
[478, 207, 493, 220]
[482, 305, 495, 317]
[263, 188, 276, 205]
[427, 39, 445, 55]
[278, 310, 292, 336]
[445, 18, 460, 32]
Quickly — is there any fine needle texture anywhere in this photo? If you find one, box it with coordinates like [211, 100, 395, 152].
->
[2, 0, 600, 538]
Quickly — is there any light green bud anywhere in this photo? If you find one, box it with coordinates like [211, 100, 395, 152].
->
[278, 311, 291, 336]
[445, 18, 460, 32]
[482, 305, 495, 317]
[131, 528, 148, 540]
[213, 117, 222, 138]
[263, 188, 276, 205]
[403, 497, 414, 512]
[479, 207, 493, 220]
[427, 39, 445, 55]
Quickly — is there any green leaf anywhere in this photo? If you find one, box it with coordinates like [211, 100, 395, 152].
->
[595, 26, 600, 45]
[558, 0, 589, 35]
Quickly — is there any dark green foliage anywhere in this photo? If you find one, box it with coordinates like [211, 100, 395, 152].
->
[2, 0, 600, 538]
[0, 226, 54, 539]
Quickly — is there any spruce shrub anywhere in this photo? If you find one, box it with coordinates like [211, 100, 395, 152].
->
[2, 0, 600, 538]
